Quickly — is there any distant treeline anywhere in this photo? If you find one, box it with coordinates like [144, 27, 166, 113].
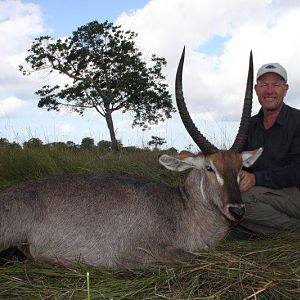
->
[0, 137, 179, 154]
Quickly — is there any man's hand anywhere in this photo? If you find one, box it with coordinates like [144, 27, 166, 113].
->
[240, 171, 256, 192]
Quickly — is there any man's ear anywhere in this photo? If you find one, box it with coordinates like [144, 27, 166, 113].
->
[284, 84, 289, 96]
[159, 154, 205, 172]
[254, 84, 259, 95]
[241, 147, 263, 167]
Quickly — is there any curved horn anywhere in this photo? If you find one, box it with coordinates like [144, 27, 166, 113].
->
[229, 51, 253, 152]
[175, 47, 219, 155]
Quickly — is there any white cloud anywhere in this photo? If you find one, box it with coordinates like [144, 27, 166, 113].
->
[191, 112, 215, 122]
[117, 0, 300, 123]
[0, 0, 44, 54]
[114, 119, 132, 133]
[55, 123, 74, 134]
[0, 96, 24, 118]
[0, 0, 46, 99]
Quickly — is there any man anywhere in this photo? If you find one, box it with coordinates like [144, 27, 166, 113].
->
[235, 62, 300, 237]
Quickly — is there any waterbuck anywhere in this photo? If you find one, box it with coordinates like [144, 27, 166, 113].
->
[0, 49, 262, 268]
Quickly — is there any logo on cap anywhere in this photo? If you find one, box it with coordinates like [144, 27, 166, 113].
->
[265, 65, 276, 69]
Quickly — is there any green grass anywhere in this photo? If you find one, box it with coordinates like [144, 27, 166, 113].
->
[0, 146, 181, 188]
[0, 147, 299, 299]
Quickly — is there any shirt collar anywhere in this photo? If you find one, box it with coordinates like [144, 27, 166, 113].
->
[256, 103, 288, 126]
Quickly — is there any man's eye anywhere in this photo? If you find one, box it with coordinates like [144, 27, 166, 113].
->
[206, 165, 214, 172]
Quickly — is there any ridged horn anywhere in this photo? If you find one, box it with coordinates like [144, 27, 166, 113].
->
[229, 51, 253, 152]
[175, 47, 219, 154]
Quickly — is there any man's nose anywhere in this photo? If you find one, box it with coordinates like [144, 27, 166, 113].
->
[266, 85, 275, 93]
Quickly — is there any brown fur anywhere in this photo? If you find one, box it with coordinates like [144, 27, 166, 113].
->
[0, 156, 244, 268]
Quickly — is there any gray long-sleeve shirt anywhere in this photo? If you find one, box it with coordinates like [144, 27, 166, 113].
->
[245, 103, 300, 189]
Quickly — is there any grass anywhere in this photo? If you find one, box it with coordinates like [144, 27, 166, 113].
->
[0, 146, 299, 299]
[0, 146, 181, 188]
[1, 237, 299, 299]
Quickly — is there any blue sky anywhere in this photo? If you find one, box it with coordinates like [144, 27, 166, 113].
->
[22, 0, 150, 37]
[1, 0, 300, 150]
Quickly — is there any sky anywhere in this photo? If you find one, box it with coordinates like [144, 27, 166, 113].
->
[1, 0, 300, 151]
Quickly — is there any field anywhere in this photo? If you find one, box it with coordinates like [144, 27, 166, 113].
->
[0, 146, 299, 299]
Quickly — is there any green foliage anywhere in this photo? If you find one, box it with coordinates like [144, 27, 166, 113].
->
[66, 141, 78, 149]
[22, 138, 43, 149]
[20, 20, 175, 151]
[148, 135, 166, 150]
[45, 142, 67, 149]
[0, 138, 21, 150]
[0, 138, 9, 147]
[97, 139, 112, 150]
[97, 139, 123, 151]
[80, 137, 95, 149]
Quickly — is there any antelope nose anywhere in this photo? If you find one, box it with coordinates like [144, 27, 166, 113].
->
[229, 206, 245, 221]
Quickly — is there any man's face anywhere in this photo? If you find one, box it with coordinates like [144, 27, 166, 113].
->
[254, 73, 289, 113]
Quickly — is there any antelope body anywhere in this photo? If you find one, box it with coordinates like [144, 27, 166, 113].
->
[0, 49, 261, 268]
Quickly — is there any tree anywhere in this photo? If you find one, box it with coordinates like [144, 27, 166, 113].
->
[23, 138, 43, 149]
[81, 137, 95, 149]
[10, 142, 22, 150]
[45, 142, 67, 150]
[66, 141, 77, 149]
[0, 138, 22, 150]
[148, 135, 166, 150]
[20, 21, 174, 152]
[97, 139, 123, 151]
[0, 138, 10, 148]
[97, 140, 112, 150]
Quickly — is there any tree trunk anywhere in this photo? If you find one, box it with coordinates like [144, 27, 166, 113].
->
[104, 111, 119, 152]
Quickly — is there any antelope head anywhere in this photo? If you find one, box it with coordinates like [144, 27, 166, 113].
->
[160, 48, 262, 223]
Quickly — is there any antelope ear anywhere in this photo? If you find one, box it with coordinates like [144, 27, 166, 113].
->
[159, 154, 205, 172]
[241, 147, 263, 167]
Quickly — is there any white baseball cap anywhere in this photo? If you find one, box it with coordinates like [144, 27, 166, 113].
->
[256, 63, 287, 82]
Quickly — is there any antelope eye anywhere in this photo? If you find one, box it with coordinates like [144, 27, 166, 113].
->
[205, 165, 214, 172]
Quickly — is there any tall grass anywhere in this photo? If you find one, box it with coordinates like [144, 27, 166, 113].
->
[0, 147, 299, 299]
[0, 146, 181, 188]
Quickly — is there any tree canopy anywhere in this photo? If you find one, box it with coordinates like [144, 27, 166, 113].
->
[148, 135, 166, 150]
[20, 20, 174, 151]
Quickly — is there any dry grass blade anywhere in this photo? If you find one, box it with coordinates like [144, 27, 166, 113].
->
[1, 237, 298, 299]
